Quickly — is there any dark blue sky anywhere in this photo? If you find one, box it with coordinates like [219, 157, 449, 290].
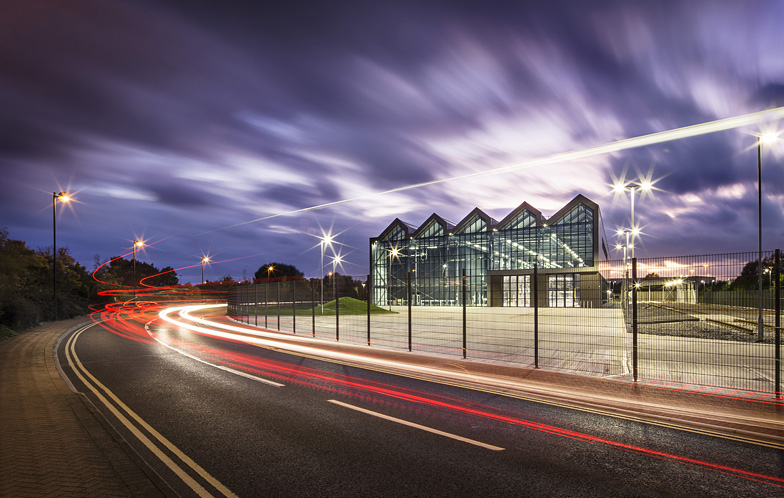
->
[2, 0, 783, 283]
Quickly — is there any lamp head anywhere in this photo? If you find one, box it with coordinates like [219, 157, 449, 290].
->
[760, 132, 778, 145]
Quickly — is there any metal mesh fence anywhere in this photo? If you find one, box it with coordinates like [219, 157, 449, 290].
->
[227, 250, 782, 398]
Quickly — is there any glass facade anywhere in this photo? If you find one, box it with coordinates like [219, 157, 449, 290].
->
[503, 275, 531, 307]
[370, 195, 603, 307]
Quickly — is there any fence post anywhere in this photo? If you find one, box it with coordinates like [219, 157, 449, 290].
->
[254, 284, 258, 327]
[462, 268, 467, 359]
[534, 264, 539, 369]
[311, 283, 316, 337]
[276, 281, 280, 331]
[775, 249, 781, 399]
[408, 271, 412, 352]
[335, 277, 339, 342]
[292, 281, 296, 334]
[264, 283, 268, 328]
[632, 257, 638, 383]
[367, 274, 371, 346]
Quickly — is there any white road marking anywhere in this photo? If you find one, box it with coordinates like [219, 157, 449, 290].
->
[64, 324, 239, 498]
[327, 399, 505, 451]
[145, 320, 285, 387]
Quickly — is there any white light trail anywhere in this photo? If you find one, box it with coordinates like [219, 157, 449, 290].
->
[156, 304, 583, 400]
[203, 106, 784, 234]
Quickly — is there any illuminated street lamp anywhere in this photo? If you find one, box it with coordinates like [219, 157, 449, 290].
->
[52, 192, 71, 320]
[614, 181, 650, 259]
[331, 254, 342, 302]
[615, 229, 632, 313]
[757, 132, 778, 341]
[267, 264, 275, 279]
[132, 240, 144, 284]
[132, 240, 144, 297]
[201, 256, 210, 285]
[388, 247, 401, 310]
[319, 234, 334, 314]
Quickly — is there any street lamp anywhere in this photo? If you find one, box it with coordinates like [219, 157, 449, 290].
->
[267, 264, 275, 279]
[614, 182, 650, 259]
[201, 256, 210, 284]
[319, 234, 334, 314]
[52, 192, 71, 320]
[388, 247, 400, 310]
[617, 229, 632, 313]
[757, 132, 778, 341]
[331, 254, 342, 302]
[132, 240, 143, 298]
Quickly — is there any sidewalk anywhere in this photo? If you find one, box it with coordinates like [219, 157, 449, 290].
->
[0, 318, 166, 498]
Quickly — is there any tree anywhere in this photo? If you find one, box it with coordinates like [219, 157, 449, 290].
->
[255, 263, 303, 280]
[147, 266, 179, 287]
[1, 228, 94, 333]
[730, 256, 783, 290]
[644, 272, 660, 279]
[93, 257, 179, 288]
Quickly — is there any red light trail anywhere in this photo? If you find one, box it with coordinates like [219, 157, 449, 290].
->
[81, 299, 784, 490]
[150, 303, 784, 489]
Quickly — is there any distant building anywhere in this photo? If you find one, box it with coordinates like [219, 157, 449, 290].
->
[369, 194, 609, 308]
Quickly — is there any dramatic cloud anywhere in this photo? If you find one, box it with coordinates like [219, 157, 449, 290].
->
[2, 0, 783, 282]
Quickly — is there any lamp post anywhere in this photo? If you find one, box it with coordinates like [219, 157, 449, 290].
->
[132, 240, 143, 298]
[388, 247, 400, 310]
[52, 192, 71, 320]
[331, 254, 342, 303]
[132, 240, 143, 285]
[319, 234, 333, 314]
[627, 183, 639, 259]
[615, 230, 631, 312]
[623, 230, 631, 313]
[757, 132, 778, 341]
[614, 181, 652, 259]
[201, 256, 210, 284]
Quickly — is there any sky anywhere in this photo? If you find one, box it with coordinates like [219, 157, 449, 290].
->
[2, 0, 784, 284]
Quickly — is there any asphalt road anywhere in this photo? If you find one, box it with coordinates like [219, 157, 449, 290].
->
[56, 306, 784, 498]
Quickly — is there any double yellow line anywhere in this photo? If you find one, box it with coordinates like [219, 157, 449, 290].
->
[63, 322, 238, 498]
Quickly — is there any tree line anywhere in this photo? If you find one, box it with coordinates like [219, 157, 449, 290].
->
[0, 228, 179, 337]
[247, 262, 368, 301]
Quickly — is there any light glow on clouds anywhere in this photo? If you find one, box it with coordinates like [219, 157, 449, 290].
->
[2, 0, 784, 282]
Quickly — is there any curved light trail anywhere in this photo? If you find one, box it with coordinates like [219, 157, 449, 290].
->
[152, 303, 784, 489]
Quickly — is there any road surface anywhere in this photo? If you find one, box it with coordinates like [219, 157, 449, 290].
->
[56, 302, 784, 497]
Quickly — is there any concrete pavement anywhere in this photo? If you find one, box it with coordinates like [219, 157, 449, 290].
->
[0, 318, 167, 498]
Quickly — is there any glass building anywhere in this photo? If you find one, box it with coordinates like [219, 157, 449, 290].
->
[369, 195, 609, 308]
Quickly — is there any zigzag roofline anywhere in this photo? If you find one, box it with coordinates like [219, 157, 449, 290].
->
[373, 194, 598, 241]
[411, 213, 455, 238]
